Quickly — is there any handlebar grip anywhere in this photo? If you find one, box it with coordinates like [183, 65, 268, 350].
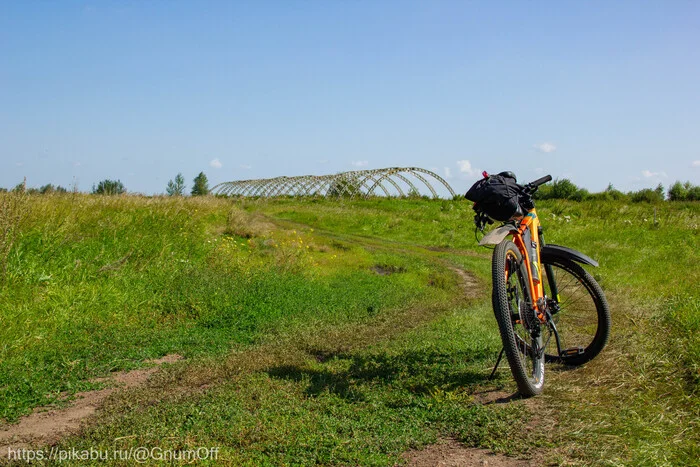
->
[529, 175, 552, 187]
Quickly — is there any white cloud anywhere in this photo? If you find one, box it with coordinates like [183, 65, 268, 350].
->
[456, 160, 476, 176]
[642, 169, 667, 178]
[351, 160, 368, 167]
[534, 142, 557, 153]
[444, 167, 452, 179]
[240, 164, 252, 170]
[692, 160, 700, 168]
[210, 158, 222, 169]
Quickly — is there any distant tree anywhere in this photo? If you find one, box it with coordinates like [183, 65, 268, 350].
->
[629, 187, 664, 203]
[0, 188, 6, 193]
[669, 181, 700, 201]
[92, 179, 126, 195]
[654, 183, 665, 200]
[689, 186, 700, 201]
[12, 178, 27, 194]
[38, 184, 67, 194]
[191, 172, 209, 196]
[166, 173, 186, 196]
[39, 184, 55, 194]
[668, 181, 689, 201]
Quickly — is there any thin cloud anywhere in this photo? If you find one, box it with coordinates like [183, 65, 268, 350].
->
[642, 170, 667, 178]
[351, 160, 368, 167]
[692, 160, 700, 168]
[240, 164, 252, 170]
[456, 160, 477, 176]
[444, 167, 452, 179]
[317, 159, 329, 164]
[534, 142, 557, 153]
[210, 158, 223, 169]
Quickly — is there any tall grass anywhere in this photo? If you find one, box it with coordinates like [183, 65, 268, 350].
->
[0, 190, 28, 286]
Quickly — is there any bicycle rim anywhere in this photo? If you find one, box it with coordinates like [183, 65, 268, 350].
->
[540, 255, 610, 365]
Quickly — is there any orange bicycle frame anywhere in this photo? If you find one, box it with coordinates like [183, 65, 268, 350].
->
[511, 209, 545, 321]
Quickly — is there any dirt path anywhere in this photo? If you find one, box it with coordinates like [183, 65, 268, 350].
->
[0, 355, 183, 458]
[404, 438, 534, 467]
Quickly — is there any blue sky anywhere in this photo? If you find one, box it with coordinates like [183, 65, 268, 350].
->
[2, 1, 699, 195]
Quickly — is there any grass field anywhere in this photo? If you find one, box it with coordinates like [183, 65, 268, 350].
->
[1, 193, 698, 465]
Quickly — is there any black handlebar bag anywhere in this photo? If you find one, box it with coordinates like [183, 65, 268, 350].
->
[465, 175, 523, 222]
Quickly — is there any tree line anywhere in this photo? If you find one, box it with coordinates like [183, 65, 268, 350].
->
[1, 172, 211, 196]
[532, 179, 700, 202]
[2, 173, 699, 202]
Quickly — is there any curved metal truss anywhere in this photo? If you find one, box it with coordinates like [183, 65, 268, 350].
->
[212, 167, 456, 199]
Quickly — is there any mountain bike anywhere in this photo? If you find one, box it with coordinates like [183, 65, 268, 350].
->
[468, 172, 611, 396]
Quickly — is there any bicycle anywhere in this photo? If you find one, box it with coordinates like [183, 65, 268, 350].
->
[467, 172, 611, 396]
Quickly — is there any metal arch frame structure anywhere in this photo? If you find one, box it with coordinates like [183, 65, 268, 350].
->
[212, 167, 457, 199]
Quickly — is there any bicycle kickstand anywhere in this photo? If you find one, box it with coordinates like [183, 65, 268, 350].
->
[489, 348, 505, 380]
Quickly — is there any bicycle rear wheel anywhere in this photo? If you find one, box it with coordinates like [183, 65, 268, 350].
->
[540, 252, 611, 366]
[492, 240, 545, 397]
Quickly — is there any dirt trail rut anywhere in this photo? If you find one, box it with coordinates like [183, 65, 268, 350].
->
[0, 355, 183, 457]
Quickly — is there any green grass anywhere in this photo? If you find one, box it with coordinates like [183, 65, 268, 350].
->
[1, 193, 698, 465]
[0, 195, 447, 422]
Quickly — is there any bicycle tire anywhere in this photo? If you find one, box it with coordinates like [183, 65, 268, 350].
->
[492, 240, 545, 397]
[540, 252, 611, 366]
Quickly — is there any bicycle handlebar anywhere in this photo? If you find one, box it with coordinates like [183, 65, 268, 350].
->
[528, 175, 552, 188]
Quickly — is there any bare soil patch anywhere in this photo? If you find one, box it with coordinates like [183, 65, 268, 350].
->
[0, 355, 183, 457]
[403, 438, 533, 467]
[471, 389, 518, 405]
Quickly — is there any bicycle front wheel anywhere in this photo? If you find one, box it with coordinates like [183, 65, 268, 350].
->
[492, 240, 545, 397]
[540, 252, 611, 366]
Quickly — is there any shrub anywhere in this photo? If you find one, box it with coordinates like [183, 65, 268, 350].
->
[535, 178, 584, 200]
[551, 179, 580, 200]
[92, 179, 126, 195]
[629, 188, 664, 203]
[570, 188, 590, 202]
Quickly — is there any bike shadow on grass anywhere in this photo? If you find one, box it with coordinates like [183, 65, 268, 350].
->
[266, 347, 519, 403]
